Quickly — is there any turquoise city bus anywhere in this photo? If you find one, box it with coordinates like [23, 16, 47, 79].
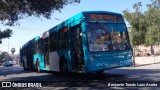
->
[20, 11, 133, 73]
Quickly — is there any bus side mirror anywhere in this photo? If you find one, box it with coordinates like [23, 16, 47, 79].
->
[80, 32, 83, 36]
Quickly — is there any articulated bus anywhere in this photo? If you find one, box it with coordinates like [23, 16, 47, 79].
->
[20, 11, 133, 73]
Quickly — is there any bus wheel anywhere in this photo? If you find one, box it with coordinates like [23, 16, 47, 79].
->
[36, 60, 40, 72]
[23, 61, 26, 70]
[96, 70, 104, 74]
[59, 60, 68, 74]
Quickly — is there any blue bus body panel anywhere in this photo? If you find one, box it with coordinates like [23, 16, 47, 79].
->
[33, 54, 46, 70]
[34, 36, 40, 41]
[85, 51, 133, 72]
[32, 36, 49, 71]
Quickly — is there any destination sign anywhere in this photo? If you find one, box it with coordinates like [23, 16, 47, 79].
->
[84, 13, 124, 23]
[90, 14, 117, 21]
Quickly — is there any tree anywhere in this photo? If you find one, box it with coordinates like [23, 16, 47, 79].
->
[0, 29, 13, 39]
[123, 2, 147, 47]
[145, 0, 160, 45]
[123, 0, 160, 55]
[145, 0, 160, 54]
[0, 52, 11, 63]
[123, 2, 148, 65]
[11, 48, 16, 55]
[0, 0, 80, 26]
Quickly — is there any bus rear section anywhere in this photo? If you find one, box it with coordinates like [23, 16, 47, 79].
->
[81, 12, 133, 73]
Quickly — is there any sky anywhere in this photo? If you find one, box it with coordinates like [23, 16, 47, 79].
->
[0, 0, 152, 54]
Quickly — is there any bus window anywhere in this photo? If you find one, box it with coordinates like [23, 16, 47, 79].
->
[37, 39, 43, 53]
[58, 28, 69, 49]
[50, 32, 57, 52]
[86, 23, 112, 52]
[34, 41, 39, 53]
[111, 32, 129, 50]
[86, 23, 130, 52]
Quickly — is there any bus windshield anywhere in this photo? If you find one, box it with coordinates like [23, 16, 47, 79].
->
[86, 22, 131, 52]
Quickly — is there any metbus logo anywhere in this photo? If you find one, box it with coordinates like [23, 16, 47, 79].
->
[2, 82, 11, 87]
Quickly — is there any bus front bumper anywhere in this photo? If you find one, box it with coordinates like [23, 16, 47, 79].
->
[86, 58, 133, 73]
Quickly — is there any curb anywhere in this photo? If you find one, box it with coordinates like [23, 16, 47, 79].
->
[133, 62, 160, 67]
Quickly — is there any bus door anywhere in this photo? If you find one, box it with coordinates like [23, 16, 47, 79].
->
[70, 25, 84, 70]
[44, 37, 50, 68]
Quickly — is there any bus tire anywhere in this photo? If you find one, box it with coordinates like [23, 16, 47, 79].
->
[23, 60, 27, 70]
[96, 70, 104, 74]
[36, 60, 40, 72]
[59, 58, 68, 74]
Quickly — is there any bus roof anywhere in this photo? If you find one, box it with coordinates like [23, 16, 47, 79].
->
[21, 11, 123, 49]
[82, 11, 122, 15]
[49, 11, 122, 33]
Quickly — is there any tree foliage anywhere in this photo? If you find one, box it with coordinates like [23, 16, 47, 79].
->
[0, 29, 13, 39]
[11, 48, 16, 55]
[123, 2, 147, 47]
[0, 0, 80, 26]
[123, 0, 160, 55]
[145, 0, 160, 46]
[0, 52, 11, 62]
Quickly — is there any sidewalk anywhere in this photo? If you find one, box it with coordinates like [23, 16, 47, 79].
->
[134, 56, 160, 66]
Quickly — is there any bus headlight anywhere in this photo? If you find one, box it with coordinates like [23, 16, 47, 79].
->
[90, 55, 94, 61]
[127, 52, 132, 58]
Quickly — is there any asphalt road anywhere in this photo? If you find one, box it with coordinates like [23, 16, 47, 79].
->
[0, 64, 160, 90]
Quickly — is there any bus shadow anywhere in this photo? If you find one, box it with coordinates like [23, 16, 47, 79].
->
[52, 71, 125, 81]
[2, 69, 160, 88]
[1, 72, 126, 87]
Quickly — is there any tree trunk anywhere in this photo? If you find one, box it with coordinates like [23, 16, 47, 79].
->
[133, 47, 136, 66]
[150, 45, 154, 55]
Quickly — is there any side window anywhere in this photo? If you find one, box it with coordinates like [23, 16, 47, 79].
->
[50, 32, 57, 52]
[34, 41, 38, 53]
[58, 27, 68, 49]
[38, 39, 42, 53]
